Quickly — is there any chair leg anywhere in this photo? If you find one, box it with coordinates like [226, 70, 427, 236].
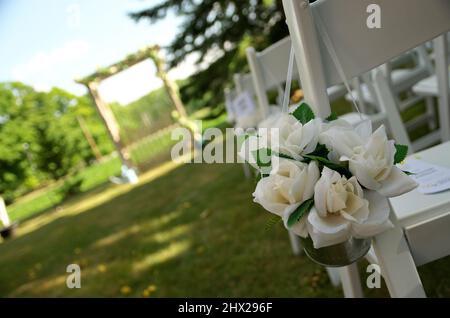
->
[287, 233, 341, 287]
[434, 35, 450, 142]
[242, 162, 251, 179]
[288, 231, 302, 255]
[372, 69, 413, 152]
[326, 267, 341, 287]
[372, 225, 426, 298]
[339, 263, 364, 298]
[425, 96, 437, 131]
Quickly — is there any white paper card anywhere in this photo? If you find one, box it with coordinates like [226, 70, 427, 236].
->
[398, 159, 450, 194]
[224, 94, 235, 122]
[232, 92, 256, 119]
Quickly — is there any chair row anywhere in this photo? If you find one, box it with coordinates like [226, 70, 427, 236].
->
[225, 0, 450, 298]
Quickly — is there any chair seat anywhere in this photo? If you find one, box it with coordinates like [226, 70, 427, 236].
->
[345, 67, 430, 104]
[327, 84, 346, 101]
[389, 141, 450, 228]
[412, 69, 450, 97]
[345, 83, 375, 104]
[392, 67, 430, 92]
[339, 112, 370, 126]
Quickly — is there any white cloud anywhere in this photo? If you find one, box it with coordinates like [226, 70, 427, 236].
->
[11, 40, 90, 81]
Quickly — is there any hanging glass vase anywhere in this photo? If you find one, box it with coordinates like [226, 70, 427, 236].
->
[300, 236, 371, 267]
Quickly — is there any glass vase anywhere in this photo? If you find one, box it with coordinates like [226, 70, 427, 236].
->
[300, 236, 371, 267]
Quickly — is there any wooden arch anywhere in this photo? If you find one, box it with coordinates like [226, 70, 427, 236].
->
[76, 45, 187, 167]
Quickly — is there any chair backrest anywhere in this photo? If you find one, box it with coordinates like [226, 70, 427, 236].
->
[234, 73, 256, 96]
[224, 87, 236, 123]
[235, 71, 270, 119]
[246, 37, 294, 118]
[283, 0, 450, 118]
[247, 37, 294, 91]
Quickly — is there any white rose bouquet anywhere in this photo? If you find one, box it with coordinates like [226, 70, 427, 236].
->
[245, 103, 417, 258]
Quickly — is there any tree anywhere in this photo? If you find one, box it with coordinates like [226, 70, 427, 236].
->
[130, 0, 289, 108]
[0, 82, 38, 201]
[0, 82, 114, 202]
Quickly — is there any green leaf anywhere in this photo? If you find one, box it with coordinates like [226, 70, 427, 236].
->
[255, 172, 269, 182]
[402, 170, 415, 176]
[394, 144, 408, 164]
[287, 199, 314, 228]
[265, 214, 282, 231]
[252, 148, 272, 168]
[276, 152, 295, 160]
[303, 154, 352, 179]
[292, 103, 315, 124]
[307, 143, 329, 157]
[325, 112, 338, 122]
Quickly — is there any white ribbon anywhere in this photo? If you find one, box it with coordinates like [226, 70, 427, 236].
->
[282, 45, 296, 114]
[313, 11, 363, 120]
[281, 11, 365, 120]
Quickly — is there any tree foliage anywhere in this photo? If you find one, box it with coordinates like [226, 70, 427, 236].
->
[0, 82, 113, 202]
[130, 0, 289, 109]
[111, 86, 175, 144]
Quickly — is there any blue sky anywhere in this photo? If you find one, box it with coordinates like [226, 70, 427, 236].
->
[0, 0, 196, 104]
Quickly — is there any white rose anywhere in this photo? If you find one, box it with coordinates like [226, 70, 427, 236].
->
[253, 158, 320, 236]
[319, 119, 364, 163]
[320, 120, 417, 197]
[307, 167, 392, 249]
[269, 113, 322, 160]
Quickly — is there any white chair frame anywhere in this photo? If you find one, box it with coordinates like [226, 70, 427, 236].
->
[350, 47, 437, 129]
[246, 37, 347, 120]
[412, 35, 450, 143]
[224, 87, 237, 124]
[233, 72, 305, 256]
[247, 36, 414, 150]
[283, 0, 450, 298]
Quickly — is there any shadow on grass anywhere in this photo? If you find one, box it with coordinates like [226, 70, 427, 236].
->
[0, 163, 343, 297]
[12, 182, 114, 226]
[0, 162, 448, 297]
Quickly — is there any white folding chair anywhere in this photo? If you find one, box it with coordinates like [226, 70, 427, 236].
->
[233, 72, 264, 121]
[246, 37, 347, 120]
[283, 0, 450, 297]
[412, 34, 450, 143]
[349, 46, 439, 151]
[229, 73, 261, 130]
[234, 73, 256, 98]
[224, 87, 237, 124]
[348, 47, 433, 108]
[246, 36, 411, 144]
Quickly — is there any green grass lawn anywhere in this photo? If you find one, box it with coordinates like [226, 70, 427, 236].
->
[6, 115, 229, 224]
[6, 157, 122, 222]
[0, 162, 340, 297]
[1, 160, 449, 297]
[1, 103, 449, 297]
